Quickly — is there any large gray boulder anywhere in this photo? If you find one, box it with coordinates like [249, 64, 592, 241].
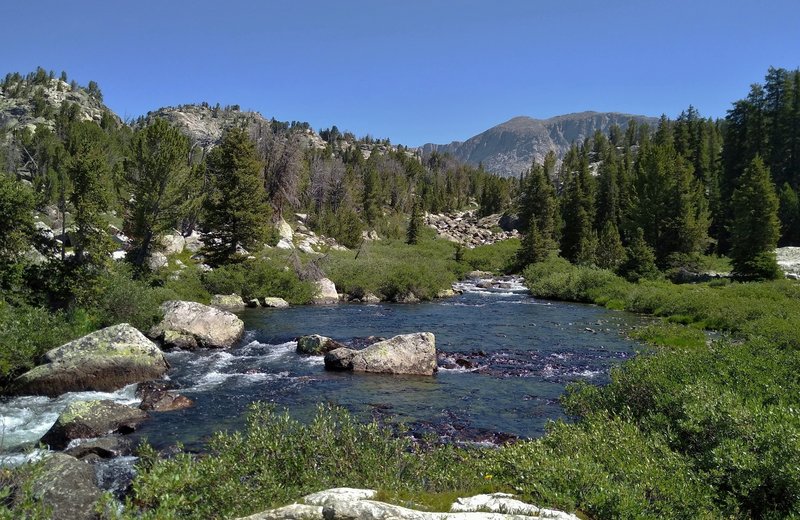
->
[160, 231, 186, 255]
[27, 453, 103, 520]
[150, 300, 244, 349]
[261, 297, 289, 308]
[13, 324, 169, 397]
[312, 277, 339, 304]
[235, 488, 580, 520]
[40, 400, 149, 450]
[324, 333, 437, 376]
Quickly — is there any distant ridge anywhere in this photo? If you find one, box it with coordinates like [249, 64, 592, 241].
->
[421, 111, 658, 177]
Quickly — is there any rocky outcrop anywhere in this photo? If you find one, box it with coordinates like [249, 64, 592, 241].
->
[211, 293, 246, 310]
[27, 453, 103, 520]
[296, 335, 346, 356]
[312, 278, 340, 304]
[324, 333, 437, 376]
[236, 488, 579, 520]
[150, 300, 244, 349]
[426, 211, 519, 248]
[40, 400, 149, 450]
[13, 324, 168, 396]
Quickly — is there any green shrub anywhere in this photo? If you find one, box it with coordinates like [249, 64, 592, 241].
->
[117, 404, 488, 519]
[461, 239, 520, 274]
[201, 257, 314, 304]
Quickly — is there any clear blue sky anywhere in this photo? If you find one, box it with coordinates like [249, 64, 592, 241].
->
[3, 0, 799, 146]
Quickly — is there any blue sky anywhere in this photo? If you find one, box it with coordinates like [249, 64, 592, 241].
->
[2, 0, 799, 146]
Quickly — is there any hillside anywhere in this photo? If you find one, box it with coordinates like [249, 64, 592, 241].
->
[422, 111, 658, 177]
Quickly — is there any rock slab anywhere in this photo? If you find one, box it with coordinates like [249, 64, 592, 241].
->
[324, 333, 436, 376]
[14, 323, 168, 396]
[150, 300, 244, 349]
[40, 399, 149, 450]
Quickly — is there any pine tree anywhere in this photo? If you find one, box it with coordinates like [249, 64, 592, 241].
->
[596, 221, 626, 271]
[515, 160, 558, 268]
[619, 228, 659, 282]
[560, 154, 595, 265]
[123, 118, 192, 267]
[201, 128, 270, 265]
[66, 125, 112, 269]
[778, 182, 800, 245]
[730, 156, 782, 280]
[406, 198, 422, 245]
[0, 174, 36, 291]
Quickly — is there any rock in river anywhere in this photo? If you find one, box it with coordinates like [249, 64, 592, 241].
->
[40, 399, 149, 450]
[13, 323, 168, 397]
[324, 332, 437, 376]
[27, 453, 103, 520]
[150, 300, 244, 349]
[312, 277, 339, 304]
[296, 334, 346, 355]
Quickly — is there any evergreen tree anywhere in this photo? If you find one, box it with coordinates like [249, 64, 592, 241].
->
[730, 156, 782, 280]
[123, 118, 192, 267]
[560, 154, 595, 265]
[517, 220, 555, 267]
[778, 182, 800, 245]
[517, 162, 557, 243]
[66, 124, 112, 269]
[596, 220, 626, 271]
[0, 173, 36, 291]
[201, 128, 270, 265]
[406, 198, 422, 245]
[619, 228, 659, 282]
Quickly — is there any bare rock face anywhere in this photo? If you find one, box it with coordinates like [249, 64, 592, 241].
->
[150, 300, 244, 349]
[27, 453, 103, 520]
[13, 324, 168, 397]
[235, 488, 581, 520]
[324, 333, 437, 376]
[40, 400, 149, 450]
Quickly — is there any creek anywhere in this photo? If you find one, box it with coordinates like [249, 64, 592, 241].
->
[1, 277, 646, 462]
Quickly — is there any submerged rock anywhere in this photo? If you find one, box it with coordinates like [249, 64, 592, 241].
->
[13, 324, 168, 396]
[296, 334, 346, 356]
[324, 333, 437, 376]
[236, 487, 580, 520]
[27, 453, 103, 520]
[64, 435, 132, 460]
[150, 300, 244, 349]
[40, 400, 149, 450]
[137, 380, 194, 412]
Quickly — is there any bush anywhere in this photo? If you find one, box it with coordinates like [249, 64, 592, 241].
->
[117, 404, 488, 519]
[461, 239, 520, 274]
[202, 257, 315, 304]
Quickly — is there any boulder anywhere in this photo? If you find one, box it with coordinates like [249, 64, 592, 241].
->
[277, 217, 294, 241]
[324, 333, 437, 376]
[312, 277, 339, 304]
[296, 334, 346, 356]
[393, 292, 420, 304]
[27, 453, 103, 520]
[261, 297, 289, 308]
[13, 324, 169, 397]
[146, 251, 168, 270]
[184, 231, 203, 253]
[235, 488, 580, 520]
[137, 380, 194, 412]
[150, 300, 244, 349]
[436, 288, 456, 299]
[64, 435, 132, 460]
[246, 298, 260, 308]
[211, 293, 246, 310]
[160, 232, 186, 255]
[40, 400, 149, 450]
[276, 238, 294, 250]
[363, 293, 381, 304]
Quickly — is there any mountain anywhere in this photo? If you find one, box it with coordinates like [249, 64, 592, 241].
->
[421, 111, 659, 177]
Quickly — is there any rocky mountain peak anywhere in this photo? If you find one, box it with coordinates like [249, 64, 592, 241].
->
[421, 111, 658, 177]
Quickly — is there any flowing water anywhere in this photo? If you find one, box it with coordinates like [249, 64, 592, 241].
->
[1, 277, 647, 460]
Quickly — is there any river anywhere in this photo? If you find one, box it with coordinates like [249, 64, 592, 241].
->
[1, 277, 645, 462]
